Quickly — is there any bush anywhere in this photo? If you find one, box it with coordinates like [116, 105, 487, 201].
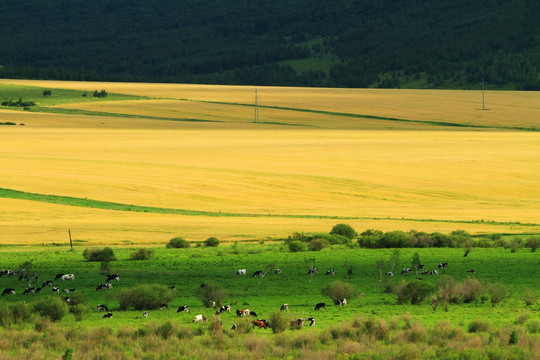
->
[33, 297, 68, 322]
[461, 278, 483, 303]
[130, 248, 154, 260]
[0, 302, 32, 327]
[268, 311, 289, 334]
[395, 281, 434, 304]
[309, 238, 330, 251]
[321, 281, 359, 304]
[330, 224, 357, 240]
[487, 282, 509, 307]
[526, 236, 539, 252]
[195, 283, 227, 308]
[436, 276, 462, 304]
[93, 90, 108, 98]
[288, 240, 307, 252]
[204, 237, 220, 247]
[468, 319, 492, 333]
[119, 284, 175, 310]
[520, 287, 536, 306]
[83, 247, 116, 262]
[379, 231, 412, 248]
[166, 237, 190, 249]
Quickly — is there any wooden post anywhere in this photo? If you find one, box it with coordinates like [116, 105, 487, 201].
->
[68, 229, 73, 251]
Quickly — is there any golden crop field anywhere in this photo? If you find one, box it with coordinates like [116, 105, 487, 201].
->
[1, 79, 539, 245]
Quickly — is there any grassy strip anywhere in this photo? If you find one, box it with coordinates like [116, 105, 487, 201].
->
[1, 187, 539, 227]
[181, 98, 539, 131]
[26, 106, 219, 123]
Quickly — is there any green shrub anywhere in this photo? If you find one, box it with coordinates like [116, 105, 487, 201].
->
[195, 283, 227, 308]
[288, 240, 307, 252]
[166, 237, 190, 249]
[520, 287, 536, 306]
[526, 236, 539, 252]
[69, 304, 87, 321]
[468, 319, 492, 333]
[33, 297, 68, 322]
[155, 321, 175, 339]
[395, 281, 434, 304]
[321, 280, 359, 304]
[330, 223, 357, 240]
[436, 276, 462, 304]
[82, 247, 116, 262]
[309, 238, 330, 251]
[119, 284, 175, 310]
[461, 277, 483, 303]
[67, 292, 87, 306]
[379, 231, 412, 248]
[130, 248, 154, 260]
[204, 237, 220, 247]
[487, 282, 509, 307]
[268, 311, 289, 334]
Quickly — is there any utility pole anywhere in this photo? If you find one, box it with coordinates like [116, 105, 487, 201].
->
[254, 88, 260, 123]
[482, 78, 486, 110]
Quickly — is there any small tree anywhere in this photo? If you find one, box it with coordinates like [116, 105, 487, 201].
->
[309, 238, 330, 251]
[411, 252, 421, 278]
[388, 249, 400, 274]
[395, 281, 434, 305]
[288, 241, 307, 252]
[344, 260, 354, 277]
[195, 283, 227, 308]
[376, 259, 385, 283]
[33, 297, 68, 322]
[488, 282, 509, 307]
[330, 223, 357, 240]
[83, 247, 116, 262]
[130, 248, 154, 260]
[526, 236, 539, 252]
[166, 237, 190, 249]
[119, 284, 175, 310]
[203, 237, 220, 247]
[268, 311, 289, 334]
[321, 280, 359, 304]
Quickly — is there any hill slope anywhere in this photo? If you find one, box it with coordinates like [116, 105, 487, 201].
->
[0, 0, 539, 89]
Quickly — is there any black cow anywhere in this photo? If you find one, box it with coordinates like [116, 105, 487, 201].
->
[249, 311, 258, 317]
[54, 273, 64, 281]
[106, 274, 120, 282]
[2, 288, 15, 296]
[177, 305, 190, 313]
[159, 303, 168, 310]
[467, 269, 475, 274]
[35, 287, 42, 294]
[252, 270, 263, 277]
[314, 302, 326, 311]
[325, 270, 335, 276]
[97, 304, 109, 312]
[42, 280, 53, 287]
[169, 286, 176, 291]
[103, 313, 113, 318]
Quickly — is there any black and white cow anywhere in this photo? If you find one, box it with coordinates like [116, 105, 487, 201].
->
[386, 272, 394, 276]
[106, 274, 120, 282]
[61, 274, 75, 281]
[325, 270, 335, 276]
[219, 305, 231, 314]
[52, 287, 60, 294]
[307, 317, 316, 326]
[467, 269, 475, 274]
[337, 298, 347, 306]
[143, 311, 148, 319]
[23, 287, 35, 295]
[252, 270, 263, 277]
[429, 270, 439, 275]
[177, 306, 190, 313]
[2, 288, 15, 296]
[96, 283, 112, 291]
[42, 280, 53, 287]
[192, 314, 207, 323]
[401, 268, 411, 275]
[35, 287, 42, 294]
[274, 269, 281, 275]
[169, 286, 176, 291]
[421, 270, 429, 275]
[438, 262, 448, 269]
[97, 304, 109, 312]
[103, 313, 113, 318]
[54, 273, 64, 281]
[314, 302, 326, 311]
[159, 303, 168, 310]
[280, 304, 289, 311]
[307, 267, 318, 275]
[236, 269, 247, 276]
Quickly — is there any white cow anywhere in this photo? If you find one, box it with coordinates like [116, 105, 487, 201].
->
[236, 269, 247, 276]
[61, 274, 75, 281]
[193, 314, 207, 323]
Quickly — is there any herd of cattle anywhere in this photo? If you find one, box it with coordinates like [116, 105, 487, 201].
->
[1, 262, 466, 330]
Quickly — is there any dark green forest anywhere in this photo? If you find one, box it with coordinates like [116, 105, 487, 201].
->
[0, 0, 539, 89]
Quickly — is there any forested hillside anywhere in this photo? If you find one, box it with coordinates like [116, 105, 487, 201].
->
[1, 0, 538, 89]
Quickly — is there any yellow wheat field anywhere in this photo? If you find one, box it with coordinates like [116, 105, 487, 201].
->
[0, 79, 539, 245]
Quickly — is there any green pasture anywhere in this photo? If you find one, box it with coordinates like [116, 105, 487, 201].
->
[0, 244, 537, 331]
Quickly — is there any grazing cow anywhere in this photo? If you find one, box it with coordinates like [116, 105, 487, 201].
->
[54, 273, 64, 281]
[200, 283, 207, 288]
[2, 288, 15, 296]
[52, 287, 60, 294]
[325, 270, 335, 276]
[143, 311, 148, 319]
[231, 324, 238, 330]
[290, 318, 304, 329]
[159, 303, 168, 310]
[307, 267, 318, 275]
[401, 268, 411, 275]
[97, 304, 109, 312]
[42, 280, 53, 287]
[169, 286, 176, 291]
[236, 269, 247, 276]
[61, 274, 74, 281]
[314, 302, 326, 311]
[35, 287, 42, 294]
[438, 262, 448, 269]
[421, 270, 429, 275]
[177, 306, 190, 313]
[252, 270, 263, 277]
[249, 311, 258, 317]
[62, 289, 70, 293]
[274, 269, 281, 275]
[64, 297, 71, 305]
[418, 264, 425, 270]
[96, 283, 112, 291]
[338, 298, 347, 306]
[280, 304, 289, 311]
[103, 313, 113, 318]
[192, 314, 207, 323]
[69, 289, 76, 293]
[467, 269, 475, 274]
[23, 287, 35, 295]
[307, 317, 316, 327]
[106, 274, 120, 282]
[253, 319, 270, 329]
[219, 305, 231, 314]
[386, 272, 394, 276]
[429, 270, 438, 276]
[236, 309, 250, 317]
